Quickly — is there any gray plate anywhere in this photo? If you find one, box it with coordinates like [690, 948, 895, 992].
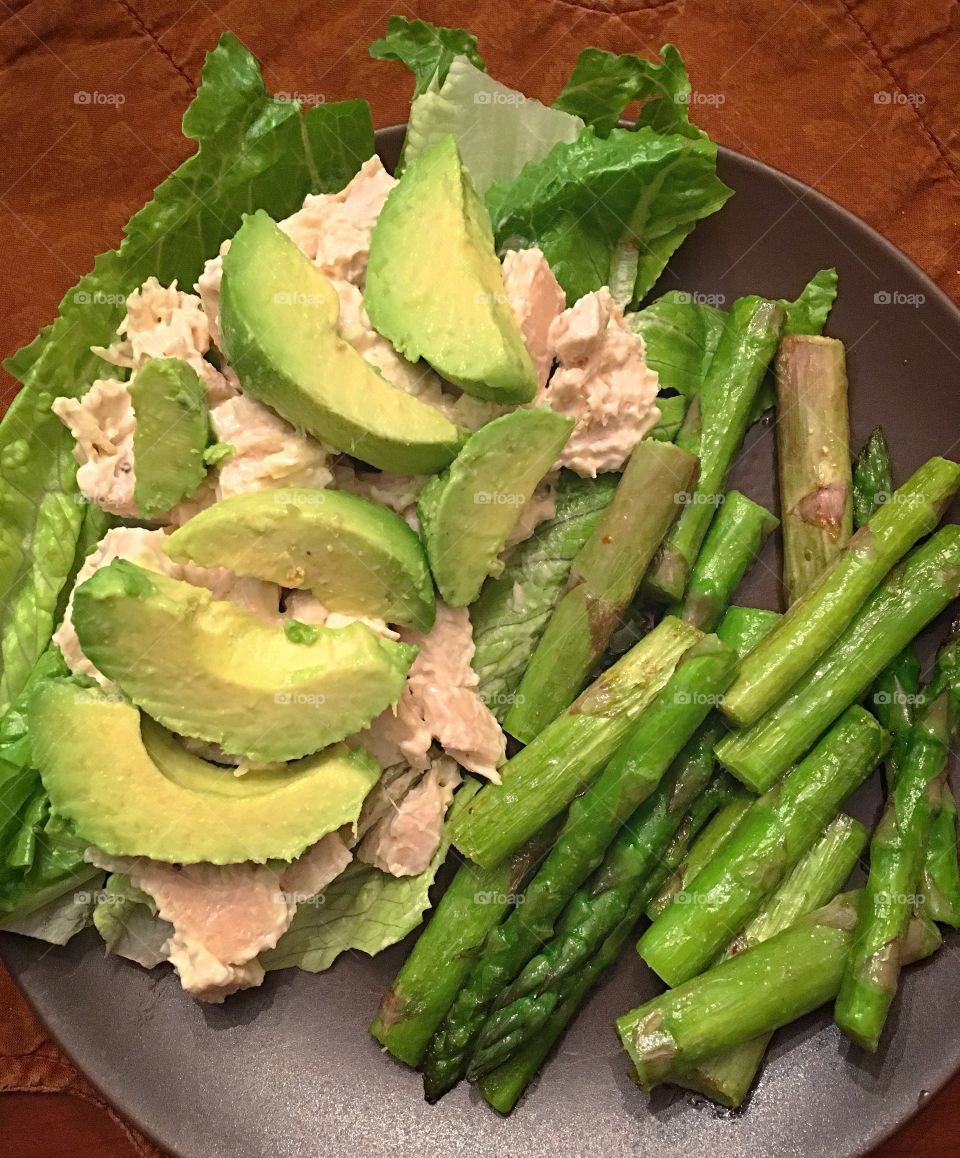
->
[3, 127, 959, 1158]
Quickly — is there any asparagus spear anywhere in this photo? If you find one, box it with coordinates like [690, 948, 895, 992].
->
[504, 440, 698, 743]
[776, 336, 853, 604]
[921, 782, 960, 926]
[835, 688, 955, 1051]
[618, 891, 940, 1089]
[716, 525, 960, 792]
[452, 617, 701, 868]
[644, 296, 785, 603]
[648, 394, 690, 443]
[471, 472, 618, 720]
[666, 492, 779, 632]
[670, 813, 868, 1107]
[638, 706, 889, 986]
[475, 785, 727, 1114]
[369, 828, 556, 1066]
[852, 427, 893, 529]
[721, 456, 960, 727]
[645, 787, 754, 921]
[424, 634, 736, 1100]
[870, 649, 922, 785]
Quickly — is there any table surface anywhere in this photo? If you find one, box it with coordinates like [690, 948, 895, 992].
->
[2, 1, 960, 1154]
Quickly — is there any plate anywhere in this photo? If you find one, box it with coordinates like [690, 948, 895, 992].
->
[3, 126, 959, 1158]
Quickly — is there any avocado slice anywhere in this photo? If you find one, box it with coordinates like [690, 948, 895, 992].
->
[130, 357, 209, 517]
[418, 407, 574, 607]
[71, 560, 416, 763]
[365, 135, 538, 404]
[164, 487, 436, 631]
[30, 680, 379, 864]
[219, 211, 463, 474]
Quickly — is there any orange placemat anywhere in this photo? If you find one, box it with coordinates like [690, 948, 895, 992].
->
[1, 2, 959, 1154]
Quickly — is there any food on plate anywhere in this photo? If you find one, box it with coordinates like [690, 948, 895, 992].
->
[1, 10, 958, 1129]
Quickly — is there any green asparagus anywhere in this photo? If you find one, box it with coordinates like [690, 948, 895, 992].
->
[852, 427, 893, 529]
[645, 296, 786, 602]
[639, 706, 889, 986]
[471, 473, 618, 720]
[721, 456, 960, 727]
[426, 632, 734, 1100]
[452, 617, 701, 868]
[505, 440, 697, 743]
[776, 336, 853, 604]
[714, 605, 782, 654]
[670, 813, 868, 1106]
[870, 649, 922, 785]
[835, 689, 955, 1051]
[717, 525, 960, 792]
[369, 828, 556, 1065]
[666, 492, 779, 632]
[921, 782, 960, 927]
[618, 891, 939, 1089]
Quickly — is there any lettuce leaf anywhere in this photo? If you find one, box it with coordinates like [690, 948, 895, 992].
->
[487, 126, 732, 306]
[369, 15, 485, 97]
[0, 880, 100, 946]
[0, 32, 374, 713]
[93, 873, 172, 968]
[261, 781, 479, 974]
[554, 45, 701, 139]
[403, 55, 583, 194]
[781, 267, 839, 335]
[470, 473, 618, 719]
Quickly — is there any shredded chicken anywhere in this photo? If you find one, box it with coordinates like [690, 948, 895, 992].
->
[538, 287, 661, 476]
[283, 590, 398, 641]
[502, 247, 566, 389]
[93, 277, 236, 404]
[357, 757, 461, 877]
[52, 378, 138, 517]
[86, 834, 350, 1002]
[362, 603, 506, 782]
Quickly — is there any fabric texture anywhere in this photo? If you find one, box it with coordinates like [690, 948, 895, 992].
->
[1, 1, 959, 1154]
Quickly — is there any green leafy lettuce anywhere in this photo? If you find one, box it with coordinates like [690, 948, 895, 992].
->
[554, 44, 701, 139]
[470, 473, 619, 718]
[369, 15, 485, 97]
[93, 873, 172, 968]
[0, 32, 374, 713]
[486, 126, 732, 306]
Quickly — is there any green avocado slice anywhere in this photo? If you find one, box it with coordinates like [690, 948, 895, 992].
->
[417, 407, 574, 607]
[365, 135, 538, 404]
[71, 560, 416, 763]
[130, 357, 210, 518]
[164, 487, 436, 631]
[219, 210, 463, 474]
[30, 681, 379, 864]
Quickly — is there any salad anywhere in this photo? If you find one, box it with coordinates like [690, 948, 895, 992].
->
[1, 13, 958, 1121]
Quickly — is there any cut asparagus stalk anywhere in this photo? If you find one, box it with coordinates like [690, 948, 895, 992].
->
[475, 786, 725, 1114]
[617, 891, 939, 1089]
[921, 782, 960, 927]
[644, 297, 785, 603]
[504, 440, 698, 743]
[638, 706, 889, 986]
[452, 617, 701, 868]
[666, 492, 779, 631]
[670, 813, 869, 1107]
[471, 473, 618, 720]
[649, 394, 690, 443]
[721, 456, 960, 727]
[716, 525, 960, 792]
[776, 336, 853, 604]
[852, 427, 893, 530]
[835, 689, 955, 1051]
[425, 632, 734, 1100]
[369, 827, 556, 1066]
[645, 787, 754, 921]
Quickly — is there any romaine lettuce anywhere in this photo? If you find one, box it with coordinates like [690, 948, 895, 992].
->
[369, 15, 485, 97]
